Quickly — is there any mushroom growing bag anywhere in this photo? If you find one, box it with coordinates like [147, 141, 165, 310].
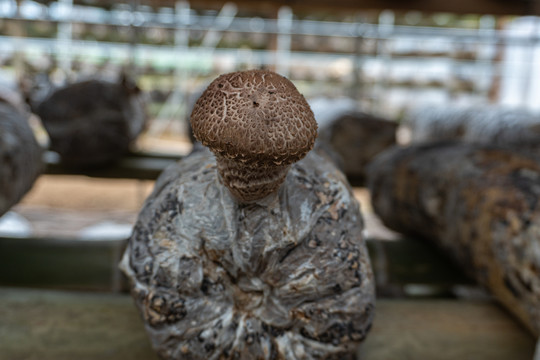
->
[121, 148, 375, 359]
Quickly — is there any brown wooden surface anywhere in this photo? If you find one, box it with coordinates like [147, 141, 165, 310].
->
[0, 287, 535, 360]
[0, 287, 158, 360]
[361, 299, 536, 360]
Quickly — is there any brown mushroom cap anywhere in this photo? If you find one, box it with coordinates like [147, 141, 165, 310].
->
[190, 70, 317, 166]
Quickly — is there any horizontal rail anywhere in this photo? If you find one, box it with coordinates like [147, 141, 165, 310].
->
[2, 6, 540, 44]
[0, 234, 471, 294]
[43, 150, 182, 180]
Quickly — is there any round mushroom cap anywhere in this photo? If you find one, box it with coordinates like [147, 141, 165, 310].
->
[190, 70, 317, 166]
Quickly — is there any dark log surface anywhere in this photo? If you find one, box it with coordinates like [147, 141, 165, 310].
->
[36, 78, 147, 168]
[0, 287, 535, 360]
[368, 142, 540, 337]
[0, 101, 43, 217]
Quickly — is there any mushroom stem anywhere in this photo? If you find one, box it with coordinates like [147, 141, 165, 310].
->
[216, 154, 289, 203]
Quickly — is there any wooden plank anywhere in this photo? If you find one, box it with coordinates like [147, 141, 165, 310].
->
[0, 287, 535, 360]
[0, 236, 127, 292]
[368, 237, 471, 288]
[361, 299, 536, 359]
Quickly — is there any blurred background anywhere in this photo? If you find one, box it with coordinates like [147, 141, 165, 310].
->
[2, 0, 540, 132]
[0, 0, 539, 285]
[0, 0, 539, 281]
[1, 0, 540, 238]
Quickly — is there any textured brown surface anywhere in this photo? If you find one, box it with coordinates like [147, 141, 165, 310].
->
[190, 70, 318, 202]
[36, 77, 147, 168]
[368, 142, 540, 336]
[0, 100, 43, 217]
[191, 70, 317, 166]
[121, 148, 374, 359]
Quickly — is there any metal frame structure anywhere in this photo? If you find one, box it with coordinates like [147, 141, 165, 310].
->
[1, 0, 540, 125]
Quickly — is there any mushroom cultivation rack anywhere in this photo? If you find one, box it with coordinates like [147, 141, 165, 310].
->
[3, 0, 540, 123]
[0, 149, 538, 359]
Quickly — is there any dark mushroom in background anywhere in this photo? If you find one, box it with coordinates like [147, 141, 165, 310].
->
[36, 75, 147, 168]
[368, 142, 540, 337]
[0, 86, 43, 217]
[316, 111, 397, 185]
[121, 70, 375, 359]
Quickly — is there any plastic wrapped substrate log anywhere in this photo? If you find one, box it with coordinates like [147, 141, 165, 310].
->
[368, 142, 540, 336]
[121, 148, 375, 359]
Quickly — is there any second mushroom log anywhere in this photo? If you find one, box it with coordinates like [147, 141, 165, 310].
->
[0, 86, 43, 217]
[36, 75, 147, 168]
[368, 142, 540, 337]
[120, 70, 375, 359]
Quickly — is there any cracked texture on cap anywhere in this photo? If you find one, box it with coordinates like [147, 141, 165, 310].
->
[190, 70, 317, 166]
